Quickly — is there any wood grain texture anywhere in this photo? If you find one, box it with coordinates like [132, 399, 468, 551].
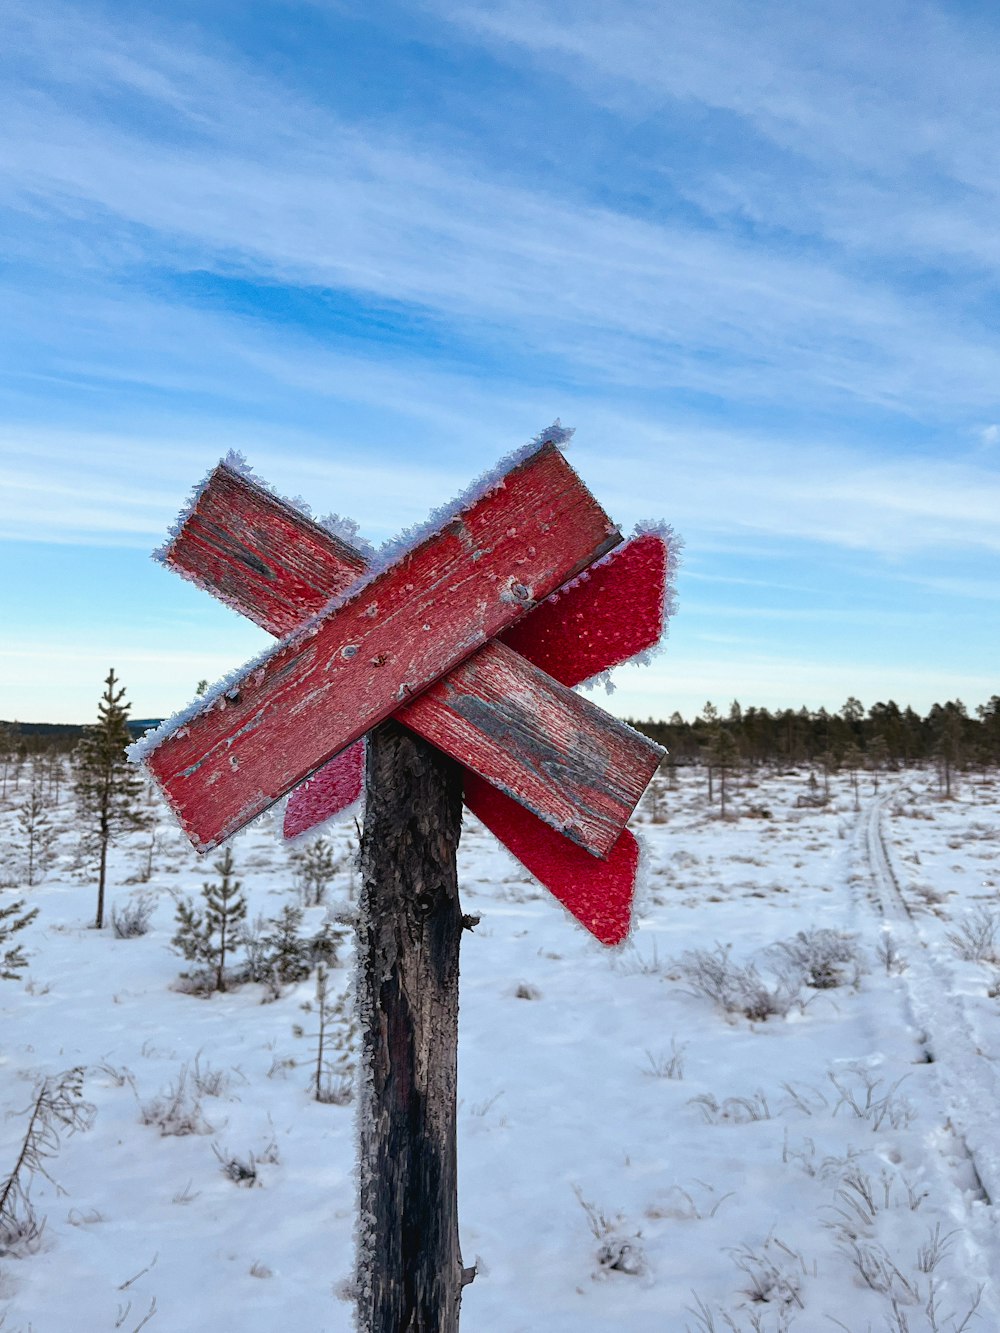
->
[355, 722, 468, 1332]
[149, 443, 621, 851]
[165, 464, 368, 635]
[398, 640, 661, 856]
[161, 460, 670, 942]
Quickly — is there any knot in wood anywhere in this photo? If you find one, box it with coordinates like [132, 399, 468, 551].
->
[506, 579, 534, 607]
[414, 888, 438, 918]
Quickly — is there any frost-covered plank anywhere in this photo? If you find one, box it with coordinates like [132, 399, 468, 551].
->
[283, 531, 670, 841]
[162, 462, 368, 636]
[500, 530, 669, 688]
[164, 462, 669, 692]
[463, 774, 639, 946]
[146, 443, 621, 851]
[399, 641, 661, 856]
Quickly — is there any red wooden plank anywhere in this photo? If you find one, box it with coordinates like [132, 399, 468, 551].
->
[397, 640, 660, 856]
[161, 458, 668, 932]
[501, 531, 668, 687]
[164, 461, 667, 694]
[165, 463, 368, 636]
[282, 738, 366, 839]
[164, 465, 668, 832]
[147, 443, 621, 851]
[464, 774, 639, 947]
[283, 535, 667, 933]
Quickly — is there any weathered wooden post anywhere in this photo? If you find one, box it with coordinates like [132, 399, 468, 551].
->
[133, 434, 672, 1331]
[356, 722, 469, 1329]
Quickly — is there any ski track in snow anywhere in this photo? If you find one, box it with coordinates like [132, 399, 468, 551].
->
[853, 793, 1000, 1303]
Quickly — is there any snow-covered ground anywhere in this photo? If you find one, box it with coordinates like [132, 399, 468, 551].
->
[1, 762, 999, 1332]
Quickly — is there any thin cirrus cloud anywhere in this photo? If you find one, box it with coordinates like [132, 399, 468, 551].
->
[1, 3, 1000, 428]
[575, 419, 1000, 559]
[435, 0, 1000, 264]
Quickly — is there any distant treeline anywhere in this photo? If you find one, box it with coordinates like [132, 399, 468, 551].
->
[0, 720, 86, 753]
[0, 718, 158, 756]
[628, 695, 1000, 772]
[5, 693, 1000, 773]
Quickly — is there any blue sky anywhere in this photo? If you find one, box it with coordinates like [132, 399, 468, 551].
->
[2, 0, 998, 726]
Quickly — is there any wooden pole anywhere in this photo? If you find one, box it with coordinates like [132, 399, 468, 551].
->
[355, 720, 472, 1332]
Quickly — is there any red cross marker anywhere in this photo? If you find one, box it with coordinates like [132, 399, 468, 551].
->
[146, 443, 672, 943]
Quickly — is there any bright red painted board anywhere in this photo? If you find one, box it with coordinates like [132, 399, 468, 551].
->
[284, 531, 670, 840]
[465, 774, 640, 946]
[163, 463, 367, 637]
[146, 443, 622, 851]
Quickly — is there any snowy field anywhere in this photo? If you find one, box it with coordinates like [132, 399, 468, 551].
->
[2, 762, 999, 1332]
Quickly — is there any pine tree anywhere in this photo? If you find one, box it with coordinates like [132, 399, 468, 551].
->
[710, 728, 741, 818]
[699, 701, 720, 802]
[817, 749, 839, 800]
[11, 741, 27, 793]
[867, 735, 890, 793]
[0, 726, 13, 803]
[73, 669, 148, 929]
[842, 741, 864, 812]
[302, 963, 357, 1104]
[932, 702, 966, 799]
[1, 897, 38, 981]
[976, 696, 1000, 767]
[173, 846, 247, 993]
[18, 776, 57, 887]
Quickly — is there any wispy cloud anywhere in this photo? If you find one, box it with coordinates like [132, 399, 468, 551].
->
[435, 0, 1000, 271]
[3, 1, 1000, 425]
[575, 414, 1000, 558]
[5, 339, 1000, 560]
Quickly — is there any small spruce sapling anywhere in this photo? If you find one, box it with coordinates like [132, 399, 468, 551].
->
[173, 846, 247, 993]
[74, 668, 148, 928]
[300, 963, 357, 1103]
[310, 918, 349, 968]
[263, 904, 311, 983]
[290, 835, 341, 907]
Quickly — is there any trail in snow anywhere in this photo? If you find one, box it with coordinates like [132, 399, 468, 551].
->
[854, 794, 1000, 1299]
